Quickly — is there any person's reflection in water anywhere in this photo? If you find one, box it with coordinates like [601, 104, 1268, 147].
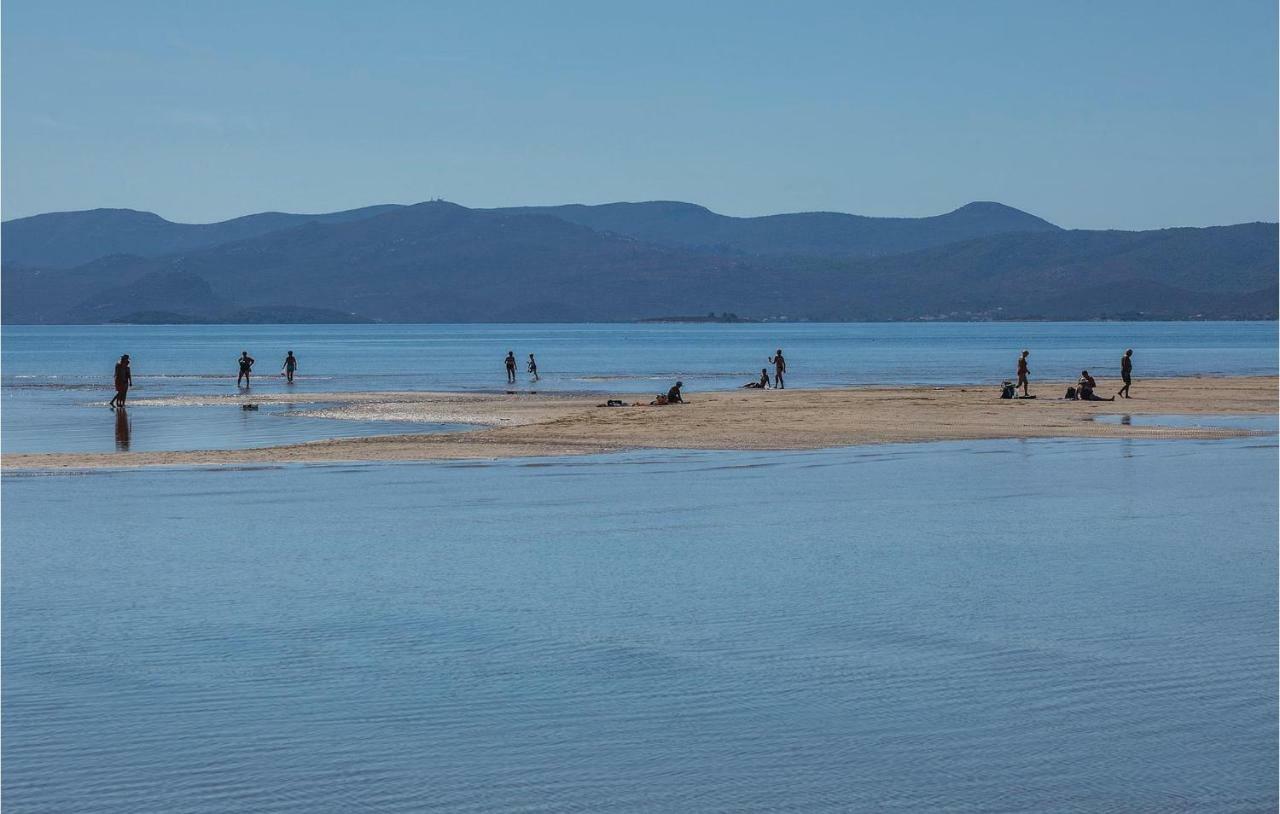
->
[1120, 415, 1132, 426]
[114, 407, 131, 451]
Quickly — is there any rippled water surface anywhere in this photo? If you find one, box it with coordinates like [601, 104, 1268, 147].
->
[4, 322, 1276, 453]
[4, 437, 1276, 812]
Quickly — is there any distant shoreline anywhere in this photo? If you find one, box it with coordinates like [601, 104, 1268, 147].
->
[6, 317, 1278, 327]
[4, 375, 1274, 471]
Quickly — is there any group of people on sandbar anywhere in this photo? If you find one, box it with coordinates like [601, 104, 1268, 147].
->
[743, 349, 787, 389]
[1012, 348, 1135, 401]
[107, 349, 301, 406]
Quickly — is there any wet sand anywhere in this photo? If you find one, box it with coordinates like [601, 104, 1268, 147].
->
[4, 376, 1275, 470]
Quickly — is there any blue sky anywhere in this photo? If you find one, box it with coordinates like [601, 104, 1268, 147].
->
[2, 0, 1276, 228]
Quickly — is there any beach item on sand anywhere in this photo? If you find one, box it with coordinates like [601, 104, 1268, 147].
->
[1000, 381, 1015, 399]
[1065, 386, 1077, 399]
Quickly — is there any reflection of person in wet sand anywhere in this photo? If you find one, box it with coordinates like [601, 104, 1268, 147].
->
[237, 351, 256, 387]
[114, 406, 131, 451]
[109, 354, 132, 408]
[769, 349, 787, 389]
[283, 351, 298, 383]
[505, 351, 517, 384]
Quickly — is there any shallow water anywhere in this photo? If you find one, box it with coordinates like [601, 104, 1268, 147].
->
[4, 437, 1276, 812]
[4, 322, 1277, 453]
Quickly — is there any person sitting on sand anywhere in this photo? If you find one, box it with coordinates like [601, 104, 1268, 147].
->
[667, 381, 685, 404]
[769, 349, 786, 389]
[237, 351, 255, 388]
[109, 354, 132, 408]
[743, 368, 770, 389]
[282, 351, 298, 383]
[1076, 370, 1115, 401]
[505, 351, 517, 384]
[1118, 349, 1133, 399]
[528, 353, 539, 382]
[1016, 350, 1030, 397]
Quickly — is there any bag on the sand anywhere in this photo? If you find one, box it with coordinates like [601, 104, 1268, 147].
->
[1000, 381, 1015, 399]
[1065, 387, 1077, 400]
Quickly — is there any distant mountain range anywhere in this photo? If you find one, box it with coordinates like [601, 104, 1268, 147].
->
[2, 200, 1274, 323]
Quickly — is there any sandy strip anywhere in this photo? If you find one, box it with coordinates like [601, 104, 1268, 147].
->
[4, 376, 1275, 470]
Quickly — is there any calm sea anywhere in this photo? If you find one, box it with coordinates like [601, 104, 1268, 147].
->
[3, 438, 1276, 812]
[2, 322, 1277, 812]
[3, 322, 1276, 453]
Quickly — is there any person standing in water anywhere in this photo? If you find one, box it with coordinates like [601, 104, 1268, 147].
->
[769, 349, 787, 389]
[108, 354, 132, 408]
[505, 351, 517, 384]
[282, 351, 298, 383]
[237, 351, 256, 388]
[528, 353, 539, 382]
[1118, 349, 1133, 399]
[1016, 350, 1030, 397]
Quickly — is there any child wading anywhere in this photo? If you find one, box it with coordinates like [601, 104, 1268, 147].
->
[283, 351, 298, 383]
[528, 353, 539, 382]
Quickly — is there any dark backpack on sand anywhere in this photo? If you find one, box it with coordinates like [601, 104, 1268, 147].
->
[1000, 382, 1015, 399]
[1065, 386, 1077, 400]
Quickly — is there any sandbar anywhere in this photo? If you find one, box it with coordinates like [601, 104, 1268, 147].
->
[3, 376, 1275, 470]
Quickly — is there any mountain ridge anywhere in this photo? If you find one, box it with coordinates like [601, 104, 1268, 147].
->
[2, 200, 1273, 324]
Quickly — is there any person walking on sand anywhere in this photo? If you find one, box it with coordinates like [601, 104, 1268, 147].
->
[108, 354, 132, 408]
[505, 351, 517, 384]
[528, 353, 539, 382]
[237, 351, 256, 388]
[1118, 349, 1133, 399]
[282, 351, 298, 383]
[769, 349, 787, 389]
[1016, 350, 1030, 397]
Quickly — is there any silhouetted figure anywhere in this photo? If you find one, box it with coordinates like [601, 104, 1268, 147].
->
[1118, 349, 1133, 398]
[237, 351, 256, 387]
[114, 406, 131, 451]
[109, 354, 132, 408]
[528, 353, 539, 382]
[505, 351, 517, 384]
[744, 368, 770, 389]
[769, 349, 787, 389]
[1076, 370, 1114, 401]
[667, 381, 685, 404]
[283, 351, 298, 383]
[1016, 350, 1030, 397]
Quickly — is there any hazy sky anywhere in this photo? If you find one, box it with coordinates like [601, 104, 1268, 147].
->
[3, 0, 1276, 228]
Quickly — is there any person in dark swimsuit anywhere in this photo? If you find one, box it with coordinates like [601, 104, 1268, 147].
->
[1118, 349, 1133, 399]
[109, 354, 132, 408]
[769, 349, 787, 389]
[237, 351, 255, 387]
[505, 351, 517, 384]
[1016, 350, 1030, 397]
[743, 368, 770, 388]
[283, 351, 298, 383]
[1076, 370, 1115, 401]
[667, 381, 684, 404]
[528, 353, 539, 382]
